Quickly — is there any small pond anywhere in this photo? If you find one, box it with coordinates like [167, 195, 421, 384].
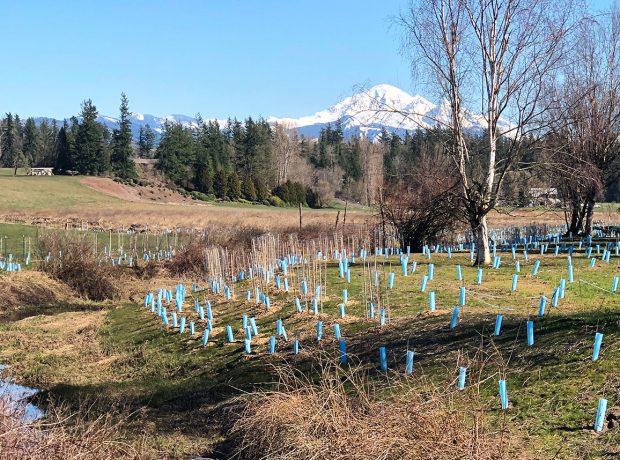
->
[0, 364, 44, 422]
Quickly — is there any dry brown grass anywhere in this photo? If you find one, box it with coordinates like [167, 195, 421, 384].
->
[0, 396, 144, 460]
[229, 355, 507, 460]
[38, 234, 121, 301]
[2, 201, 371, 232]
[0, 271, 71, 319]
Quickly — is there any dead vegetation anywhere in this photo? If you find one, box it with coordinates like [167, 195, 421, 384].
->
[0, 396, 144, 460]
[0, 272, 70, 320]
[38, 234, 121, 301]
[229, 355, 507, 460]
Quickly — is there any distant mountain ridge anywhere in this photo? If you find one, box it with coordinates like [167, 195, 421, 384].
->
[34, 84, 511, 141]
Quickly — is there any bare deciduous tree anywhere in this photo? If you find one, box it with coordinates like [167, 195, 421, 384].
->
[360, 138, 383, 205]
[272, 122, 299, 185]
[400, 0, 575, 264]
[544, 5, 620, 236]
[380, 148, 461, 251]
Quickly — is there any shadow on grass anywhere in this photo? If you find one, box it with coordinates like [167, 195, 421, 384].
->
[0, 300, 110, 323]
[31, 303, 620, 459]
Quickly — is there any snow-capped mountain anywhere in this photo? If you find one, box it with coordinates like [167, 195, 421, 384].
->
[34, 114, 225, 141]
[98, 113, 225, 140]
[268, 84, 512, 139]
[35, 84, 512, 141]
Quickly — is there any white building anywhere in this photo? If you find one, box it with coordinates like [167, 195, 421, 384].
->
[28, 167, 54, 176]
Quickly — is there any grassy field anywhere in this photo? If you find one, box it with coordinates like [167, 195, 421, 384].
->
[3, 168, 619, 233]
[0, 169, 371, 231]
[2, 167, 619, 458]
[0, 173, 120, 211]
[0, 248, 618, 458]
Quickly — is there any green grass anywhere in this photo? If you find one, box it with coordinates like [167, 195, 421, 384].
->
[0, 250, 618, 458]
[0, 173, 119, 211]
[0, 223, 42, 258]
[0, 168, 362, 214]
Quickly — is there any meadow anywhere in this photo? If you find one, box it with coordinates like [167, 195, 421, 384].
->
[0, 170, 619, 459]
[0, 236, 618, 458]
[2, 169, 617, 233]
[0, 170, 370, 231]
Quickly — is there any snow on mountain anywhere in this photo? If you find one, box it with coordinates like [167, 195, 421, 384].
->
[34, 84, 511, 142]
[268, 84, 512, 139]
[96, 113, 206, 139]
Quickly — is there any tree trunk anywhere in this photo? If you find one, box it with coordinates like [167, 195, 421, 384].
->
[566, 200, 581, 236]
[583, 198, 596, 236]
[473, 215, 491, 266]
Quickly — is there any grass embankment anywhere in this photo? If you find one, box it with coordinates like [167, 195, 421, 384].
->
[0, 251, 618, 458]
[0, 175, 118, 212]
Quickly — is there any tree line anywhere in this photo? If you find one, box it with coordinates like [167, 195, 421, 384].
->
[2, 96, 618, 215]
[1, 95, 136, 180]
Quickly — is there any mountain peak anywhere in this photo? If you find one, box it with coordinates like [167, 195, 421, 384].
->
[268, 85, 510, 139]
[365, 83, 412, 98]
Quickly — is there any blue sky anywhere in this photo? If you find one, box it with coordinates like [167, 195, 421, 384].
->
[2, 0, 413, 120]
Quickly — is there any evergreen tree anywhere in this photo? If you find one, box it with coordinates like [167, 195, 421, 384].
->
[194, 120, 229, 192]
[339, 136, 362, 184]
[110, 93, 136, 179]
[299, 135, 312, 160]
[227, 118, 244, 171]
[254, 176, 269, 201]
[13, 114, 23, 145]
[22, 118, 42, 166]
[213, 167, 229, 198]
[39, 120, 58, 166]
[228, 170, 241, 199]
[54, 124, 73, 173]
[74, 100, 109, 174]
[1, 113, 17, 169]
[1, 113, 27, 174]
[156, 122, 194, 187]
[195, 161, 214, 194]
[242, 175, 257, 201]
[138, 124, 156, 158]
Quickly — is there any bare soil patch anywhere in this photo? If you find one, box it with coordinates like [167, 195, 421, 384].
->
[80, 177, 194, 204]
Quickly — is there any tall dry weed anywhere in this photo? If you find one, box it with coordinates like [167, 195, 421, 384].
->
[38, 234, 121, 301]
[0, 396, 144, 460]
[229, 353, 507, 460]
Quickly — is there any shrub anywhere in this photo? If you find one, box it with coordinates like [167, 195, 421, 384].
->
[272, 180, 321, 208]
[165, 239, 206, 276]
[132, 259, 161, 280]
[38, 234, 121, 301]
[379, 150, 462, 251]
[242, 178, 257, 201]
[190, 191, 215, 202]
[268, 195, 286, 207]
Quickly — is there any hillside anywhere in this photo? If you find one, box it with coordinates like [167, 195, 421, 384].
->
[0, 170, 370, 231]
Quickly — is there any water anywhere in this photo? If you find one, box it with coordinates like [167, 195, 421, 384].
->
[0, 365, 44, 422]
